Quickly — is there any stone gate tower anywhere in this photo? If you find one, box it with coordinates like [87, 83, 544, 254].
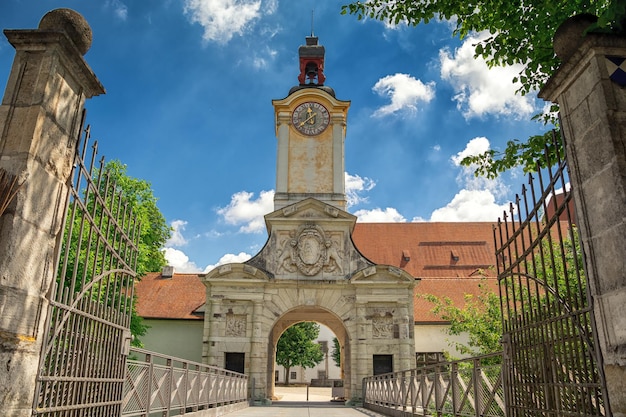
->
[201, 35, 416, 402]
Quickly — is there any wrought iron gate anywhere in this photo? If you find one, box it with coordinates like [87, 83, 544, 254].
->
[34, 116, 140, 416]
[494, 132, 609, 416]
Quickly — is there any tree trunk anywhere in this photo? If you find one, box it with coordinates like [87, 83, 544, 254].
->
[284, 367, 290, 385]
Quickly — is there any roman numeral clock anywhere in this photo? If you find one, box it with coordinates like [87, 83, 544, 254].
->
[292, 101, 330, 136]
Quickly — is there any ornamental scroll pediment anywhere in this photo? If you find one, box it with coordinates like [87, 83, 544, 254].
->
[277, 223, 343, 276]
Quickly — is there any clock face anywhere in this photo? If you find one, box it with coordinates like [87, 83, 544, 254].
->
[292, 101, 330, 136]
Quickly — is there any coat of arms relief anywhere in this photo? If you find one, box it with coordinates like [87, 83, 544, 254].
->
[276, 223, 344, 276]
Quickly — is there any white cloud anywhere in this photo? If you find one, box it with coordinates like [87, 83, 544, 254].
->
[105, 0, 128, 20]
[430, 189, 509, 221]
[345, 172, 376, 208]
[452, 137, 509, 199]
[451, 136, 490, 166]
[183, 0, 263, 44]
[372, 73, 435, 117]
[165, 219, 189, 247]
[252, 47, 278, 69]
[203, 252, 252, 273]
[163, 247, 202, 273]
[439, 32, 534, 119]
[217, 190, 274, 233]
[354, 207, 407, 222]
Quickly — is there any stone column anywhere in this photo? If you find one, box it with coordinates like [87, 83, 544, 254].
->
[249, 300, 267, 400]
[539, 15, 626, 416]
[0, 9, 104, 416]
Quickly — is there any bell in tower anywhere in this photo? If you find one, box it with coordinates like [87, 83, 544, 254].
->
[298, 36, 326, 86]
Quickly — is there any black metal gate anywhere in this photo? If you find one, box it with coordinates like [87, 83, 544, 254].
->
[494, 132, 609, 416]
[33, 116, 140, 416]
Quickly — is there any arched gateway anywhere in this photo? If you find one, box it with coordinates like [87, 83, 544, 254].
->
[201, 36, 416, 402]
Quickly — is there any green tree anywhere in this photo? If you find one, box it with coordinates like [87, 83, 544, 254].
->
[420, 278, 502, 358]
[276, 322, 325, 385]
[342, 0, 625, 178]
[63, 160, 171, 347]
[102, 160, 171, 346]
[421, 229, 586, 359]
[331, 337, 341, 368]
[102, 160, 170, 276]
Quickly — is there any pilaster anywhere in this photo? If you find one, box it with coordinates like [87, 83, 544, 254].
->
[0, 9, 104, 416]
[540, 17, 626, 415]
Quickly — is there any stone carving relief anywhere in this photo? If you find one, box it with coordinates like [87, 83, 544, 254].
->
[372, 317, 394, 339]
[276, 224, 344, 276]
[225, 313, 247, 337]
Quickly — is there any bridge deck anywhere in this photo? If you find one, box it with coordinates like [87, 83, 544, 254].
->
[228, 403, 387, 417]
[227, 387, 387, 417]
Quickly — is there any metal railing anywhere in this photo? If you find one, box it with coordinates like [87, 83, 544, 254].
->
[122, 348, 248, 416]
[363, 353, 504, 417]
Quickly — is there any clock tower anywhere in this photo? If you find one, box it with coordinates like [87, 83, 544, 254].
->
[203, 34, 415, 403]
[272, 35, 350, 210]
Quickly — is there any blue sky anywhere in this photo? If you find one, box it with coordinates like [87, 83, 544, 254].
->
[0, 0, 550, 273]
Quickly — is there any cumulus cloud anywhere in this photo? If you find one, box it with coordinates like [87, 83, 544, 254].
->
[430, 189, 509, 221]
[217, 190, 274, 233]
[183, 0, 264, 44]
[345, 172, 376, 208]
[354, 207, 407, 222]
[165, 219, 189, 247]
[452, 137, 509, 199]
[372, 73, 435, 117]
[439, 32, 535, 119]
[203, 252, 252, 273]
[451, 136, 490, 166]
[163, 247, 202, 273]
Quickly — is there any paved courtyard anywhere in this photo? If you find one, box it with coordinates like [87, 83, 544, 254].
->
[225, 386, 389, 416]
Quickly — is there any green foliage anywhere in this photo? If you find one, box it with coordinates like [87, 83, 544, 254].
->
[62, 160, 171, 347]
[103, 161, 170, 346]
[420, 278, 502, 358]
[331, 337, 341, 367]
[276, 322, 325, 384]
[103, 160, 170, 276]
[342, 1, 625, 177]
[422, 230, 586, 360]
[459, 129, 562, 179]
[342, 0, 623, 95]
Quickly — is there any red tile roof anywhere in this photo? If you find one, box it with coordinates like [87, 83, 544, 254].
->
[136, 222, 500, 323]
[352, 222, 499, 322]
[134, 272, 205, 320]
[352, 222, 497, 278]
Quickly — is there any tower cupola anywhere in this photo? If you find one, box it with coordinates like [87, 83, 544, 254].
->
[298, 36, 325, 85]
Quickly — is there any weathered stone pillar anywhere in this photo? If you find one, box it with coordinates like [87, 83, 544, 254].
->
[539, 15, 626, 416]
[0, 9, 104, 416]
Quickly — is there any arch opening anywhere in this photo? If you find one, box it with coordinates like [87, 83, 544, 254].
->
[268, 307, 350, 401]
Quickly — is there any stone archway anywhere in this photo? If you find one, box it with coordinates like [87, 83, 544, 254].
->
[268, 307, 350, 399]
[201, 198, 416, 401]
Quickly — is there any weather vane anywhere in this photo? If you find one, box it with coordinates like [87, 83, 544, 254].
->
[311, 9, 315, 37]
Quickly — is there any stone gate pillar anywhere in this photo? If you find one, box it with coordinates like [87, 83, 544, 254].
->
[0, 9, 104, 416]
[539, 15, 626, 416]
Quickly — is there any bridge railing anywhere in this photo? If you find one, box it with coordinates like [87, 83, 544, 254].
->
[122, 347, 248, 416]
[363, 352, 504, 417]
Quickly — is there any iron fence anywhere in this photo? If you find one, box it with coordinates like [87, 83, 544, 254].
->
[122, 348, 249, 416]
[363, 353, 504, 417]
[34, 114, 141, 416]
[495, 131, 609, 416]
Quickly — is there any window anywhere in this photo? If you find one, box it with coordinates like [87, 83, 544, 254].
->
[415, 352, 445, 367]
[373, 354, 393, 375]
[275, 370, 279, 382]
[224, 352, 245, 374]
[290, 371, 297, 380]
